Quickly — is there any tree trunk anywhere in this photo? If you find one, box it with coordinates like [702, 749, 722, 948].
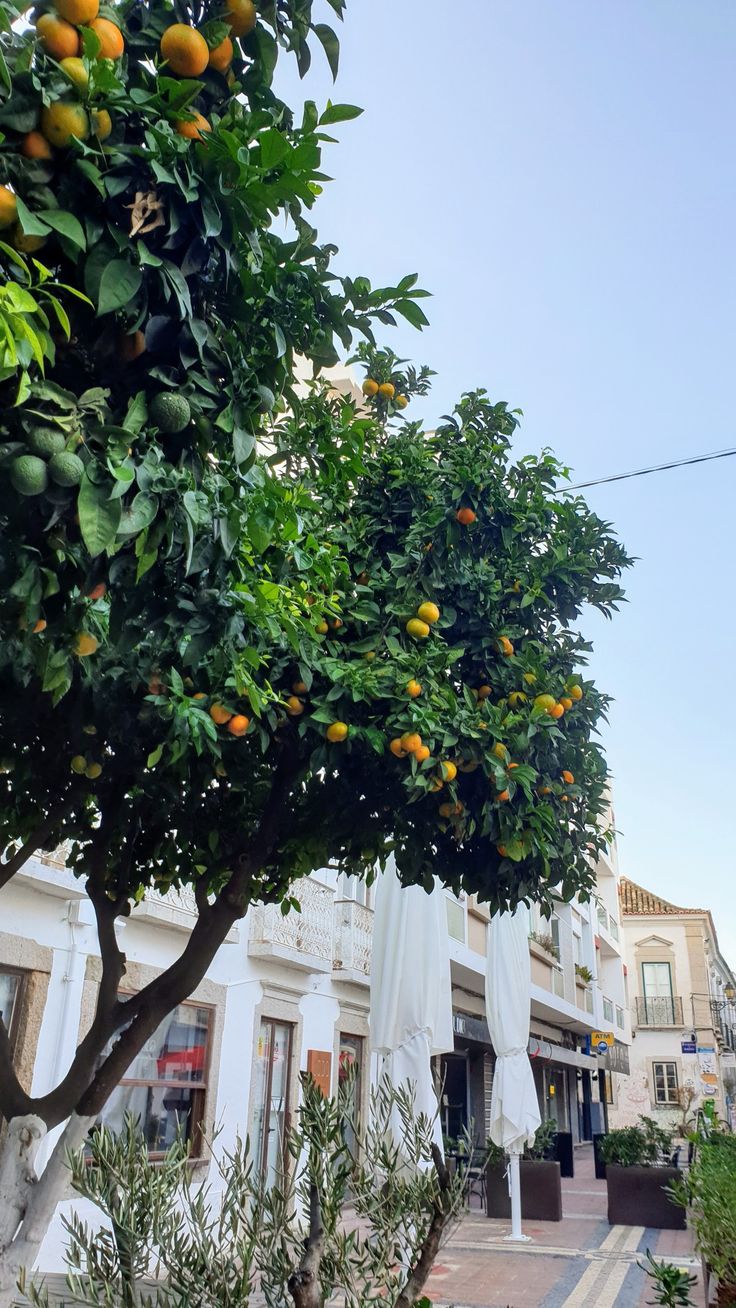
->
[0, 1113, 94, 1308]
[287, 1181, 324, 1308]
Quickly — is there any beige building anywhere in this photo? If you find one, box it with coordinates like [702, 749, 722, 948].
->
[610, 878, 736, 1131]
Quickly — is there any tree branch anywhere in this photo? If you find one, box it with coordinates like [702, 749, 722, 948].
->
[0, 802, 71, 891]
[0, 1017, 32, 1121]
[395, 1143, 453, 1308]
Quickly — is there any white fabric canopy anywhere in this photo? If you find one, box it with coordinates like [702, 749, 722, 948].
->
[485, 904, 541, 1153]
[370, 861, 453, 1151]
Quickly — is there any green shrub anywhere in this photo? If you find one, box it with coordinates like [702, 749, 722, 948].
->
[599, 1116, 673, 1168]
[671, 1131, 736, 1289]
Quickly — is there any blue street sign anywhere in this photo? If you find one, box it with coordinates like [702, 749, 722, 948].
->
[681, 1041, 697, 1053]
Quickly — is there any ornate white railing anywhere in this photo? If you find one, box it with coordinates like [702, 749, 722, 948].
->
[332, 899, 373, 979]
[249, 877, 334, 970]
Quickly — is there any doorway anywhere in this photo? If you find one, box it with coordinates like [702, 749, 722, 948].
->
[251, 1018, 293, 1187]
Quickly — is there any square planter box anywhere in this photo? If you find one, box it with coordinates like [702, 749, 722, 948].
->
[605, 1164, 686, 1229]
[485, 1159, 563, 1221]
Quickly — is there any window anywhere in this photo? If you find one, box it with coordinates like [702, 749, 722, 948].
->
[603, 996, 614, 1023]
[652, 1061, 679, 1105]
[0, 969, 25, 1053]
[641, 962, 676, 1023]
[99, 1001, 212, 1156]
[550, 916, 561, 955]
[338, 1033, 364, 1158]
[615, 1005, 624, 1029]
[252, 1018, 293, 1188]
[446, 897, 465, 943]
[572, 934, 582, 967]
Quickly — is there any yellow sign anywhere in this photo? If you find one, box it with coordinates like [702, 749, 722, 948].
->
[591, 1031, 614, 1048]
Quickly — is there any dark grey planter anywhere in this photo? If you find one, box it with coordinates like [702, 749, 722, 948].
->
[485, 1159, 563, 1221]
[605, 1164, 686, 1229]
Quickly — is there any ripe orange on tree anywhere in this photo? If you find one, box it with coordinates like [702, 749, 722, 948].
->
[560, 696, 573, 710]
[74, 632, 98, 656]
[414, 744, 430, 763]
[497, 789, 510, 802]
[210, 703, 232, 725]
[286, 695, 304, 716]
[568, 684, 583, 701]
[0, 188, 18, 230]
[390, 737, 407, 758]
[160, 24, 209, 77]
[400, 732, 422, 754]
[292, 680, 308, 695]
[326, 721, 348, 743]
[90, 109, 112, 141]
[534, 693, 556, 713]
[549, 703, 564, 719]
[362, 378, 379, 397]
[406, 679, 422, 698]
[88, 16, 124, 58]
[477, 684, 492, 700]
[395, 394, 409, 409]
[21, 131, 53, 160]
[378, 382, 395, 400]
[315, 620, 329, 634]
[439, 760, 457, 782]
[192, 691, 207, 700]
[119, 331, 146, 362]
[499, 636, 514, 656]
[406, 618, 429, 640]
[416, 601, 439, 625]
[175, 112, 211, 141]
[41, 102, 89, 148]
[222, 0, 257, 37]
[561, 770, 574, 784]
[32, 619, 47, 633]
[35, 14, 79, 59]
[88, 582, 106, 600]
[456, 507, 476, 525]
[227, 714, 249, 736]
[56, 0, 99, 23]
[208, 34, 233, 70]
[60, 56, 89, 90]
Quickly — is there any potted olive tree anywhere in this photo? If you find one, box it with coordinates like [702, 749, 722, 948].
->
[485, 1119, 562, 1221]
[600, 1117, 685, 1230]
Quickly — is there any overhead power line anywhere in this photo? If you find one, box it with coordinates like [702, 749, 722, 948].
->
[565, 445, 736, 491]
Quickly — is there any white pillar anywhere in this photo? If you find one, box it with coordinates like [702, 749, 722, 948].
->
[504, 1150, 531, 1243]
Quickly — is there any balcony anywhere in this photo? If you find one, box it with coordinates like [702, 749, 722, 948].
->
[249, 877, 333, 972]
[635, 995, 684, 1027]
[333, 898, 373, 985]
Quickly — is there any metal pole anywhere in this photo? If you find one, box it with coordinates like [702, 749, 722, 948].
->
[503, 1150, 531, 1243]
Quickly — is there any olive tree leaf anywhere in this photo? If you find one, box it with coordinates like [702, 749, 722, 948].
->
[97, 260, 143, 316]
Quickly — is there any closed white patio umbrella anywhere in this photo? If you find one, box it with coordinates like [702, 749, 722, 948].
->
[485, 904, 541, 1242]
[370, 861, 453, 1156]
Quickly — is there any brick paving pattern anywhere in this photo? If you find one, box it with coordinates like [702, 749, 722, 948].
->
[427, 1145, 702, 1308]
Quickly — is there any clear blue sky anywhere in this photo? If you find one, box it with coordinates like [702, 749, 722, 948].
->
[277, 1, 736, 964]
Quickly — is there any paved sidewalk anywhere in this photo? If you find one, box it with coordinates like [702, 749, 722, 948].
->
[426, 1146, 702, 1308]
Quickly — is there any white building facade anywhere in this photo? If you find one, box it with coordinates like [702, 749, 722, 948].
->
[610, 878, 736, 1131]
[1, 834, 630, 1271]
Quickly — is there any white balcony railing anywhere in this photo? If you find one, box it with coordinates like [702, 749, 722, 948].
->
[609, 917, 620, 942]
[249, 877, 333, 972]
[333, 898, 373, 983]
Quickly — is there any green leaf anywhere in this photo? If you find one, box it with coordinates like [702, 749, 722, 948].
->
[122, 391, 148, 434]
[314, 23, 340, 79]
[146, 743, 164, 769]
[259, 127, 290, 170]
[97, 260, 142, 316]
[117, 492, 159, 536]
[78, 473, 122, 557]
[37, 210, 86, 251]
[394, 298, 430, 330]
[319, 102, 362, 126]
[14, 196, 51, 239]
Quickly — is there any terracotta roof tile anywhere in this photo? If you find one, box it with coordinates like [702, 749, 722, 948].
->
[619, 877, 706, 916]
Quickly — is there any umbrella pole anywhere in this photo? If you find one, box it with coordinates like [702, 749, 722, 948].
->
[504, 1150, 531, 1244]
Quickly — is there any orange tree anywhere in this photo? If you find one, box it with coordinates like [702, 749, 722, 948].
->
[0, 0, 630, 1288]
